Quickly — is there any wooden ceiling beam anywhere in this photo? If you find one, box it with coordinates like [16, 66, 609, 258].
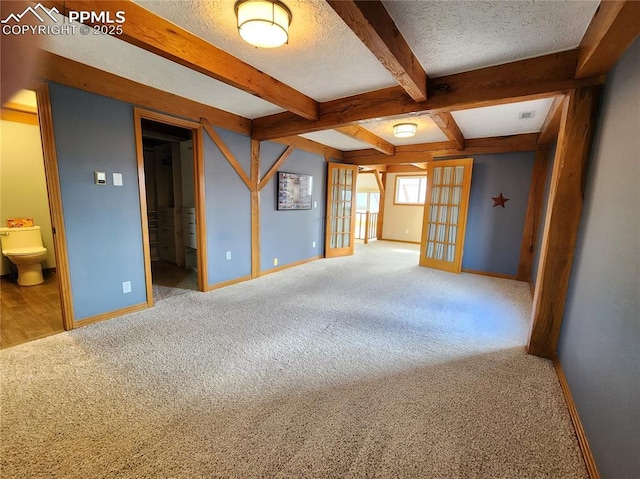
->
[373, 169, 385, 195]
[58, 0, 319, 120]
[576, 0, 640, 79]
[335, 125, 395, 155]
[429, 112, 465, 150]
[272, 136, 344, 162]
[358, 165, 387, 172]
[347, 141, 454, 161]
[344, 133, 538, 166]
[386, 165, 428, 174]
[37, 51, 252, 135]
[251, 50, 606, 141]
[327, 0, 427, 101]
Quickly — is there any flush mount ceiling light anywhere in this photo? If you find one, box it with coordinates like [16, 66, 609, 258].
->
[235, 0, 292, 48]
[393, 123, 417, 138]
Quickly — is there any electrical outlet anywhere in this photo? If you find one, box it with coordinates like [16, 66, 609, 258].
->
[225, 251, 232, 260]
[313, 201, 317, 208]
[312, 241, 316, 248]
[273, 258, 278, 266]
[405, 229, 409, 235]
[122, 281, 131, 294]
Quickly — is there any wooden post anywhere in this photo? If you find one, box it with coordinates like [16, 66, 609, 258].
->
[250, 140, 260, 278]
[517, 149, 550, 282]
[376, 172, 386, 240]
[364, 211, 370, 244]
[528, 86, 602, 359]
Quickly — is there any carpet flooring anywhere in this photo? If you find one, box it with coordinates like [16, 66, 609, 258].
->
[0, 241, 587, 478]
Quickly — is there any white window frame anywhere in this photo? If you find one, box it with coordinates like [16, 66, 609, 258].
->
[394, 175, 427, 205]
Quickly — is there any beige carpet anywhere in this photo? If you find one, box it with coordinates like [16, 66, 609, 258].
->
[0, 241, 587, 478]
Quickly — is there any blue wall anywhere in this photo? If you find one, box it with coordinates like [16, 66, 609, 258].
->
[204, 127, 252, 285]
[49, 83, 146, 320]
[260, 142, 326, 272]
[557, 38, 639, 479]
[48, 83, 329, 319]
[461, 152, 535, 276]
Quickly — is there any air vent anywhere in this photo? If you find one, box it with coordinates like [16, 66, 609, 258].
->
[519, 111, 535, 120]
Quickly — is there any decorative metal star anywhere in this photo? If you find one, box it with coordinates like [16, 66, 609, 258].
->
[492, 193, 510, 208]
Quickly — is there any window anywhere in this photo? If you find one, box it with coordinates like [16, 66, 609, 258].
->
[357, 192, 380, 212]
[395, 175, 427, 205]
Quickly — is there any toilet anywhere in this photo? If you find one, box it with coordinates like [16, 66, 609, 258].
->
[0, 226, 48, 286]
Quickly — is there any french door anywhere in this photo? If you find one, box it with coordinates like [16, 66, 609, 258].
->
[325, 163, 358, 258]
[419, 158, 473, 273]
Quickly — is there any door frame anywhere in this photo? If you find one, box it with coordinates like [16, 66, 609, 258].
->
[133, 108, 207, 306]
[35, 83, 75, 330]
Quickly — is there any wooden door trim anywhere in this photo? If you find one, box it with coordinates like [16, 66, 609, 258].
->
[133, 108, 207, 302]
[35, 83, 75, 330]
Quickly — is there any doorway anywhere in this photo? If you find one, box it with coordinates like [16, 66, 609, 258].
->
[0, 89, 64, 348]
[136, 111, 206, 303]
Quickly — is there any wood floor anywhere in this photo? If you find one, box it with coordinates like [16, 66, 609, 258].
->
[0, 262, 197, 349]
[151, 260, 198, 302]
[1, 270, 63, 349]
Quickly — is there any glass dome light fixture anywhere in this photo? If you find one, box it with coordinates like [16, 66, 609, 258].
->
[235, 0, 292, 49]
[393, 123, 417, 138]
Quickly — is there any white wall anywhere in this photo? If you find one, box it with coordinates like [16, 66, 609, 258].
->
[355, 172, 379, 193]
[381, 173, 424, 243]
[0, 119, 56, 274]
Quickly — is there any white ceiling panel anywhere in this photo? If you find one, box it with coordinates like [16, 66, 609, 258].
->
[359, 115, 449, 146]
[300, 130, 371, 151]
[42, 15, 283, 119]
[384, 0, 599, 77]
[451, 98, 554, 139]
[133, 0, 398, 102]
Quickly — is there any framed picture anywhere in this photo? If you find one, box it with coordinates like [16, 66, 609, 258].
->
[277, 172, 313, 210]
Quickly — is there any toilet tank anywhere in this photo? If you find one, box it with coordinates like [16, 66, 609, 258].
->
[0, 226, 44, 252]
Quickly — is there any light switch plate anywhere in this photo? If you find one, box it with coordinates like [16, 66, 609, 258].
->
[94, 171, 106, 185]
[113, 173, 123, 186]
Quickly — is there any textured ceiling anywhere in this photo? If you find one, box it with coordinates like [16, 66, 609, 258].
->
[383, 0, 600, 77]
[452, 98, 554, 139]
[300, 130, 371, 151]
[42, 13, 283, 119]
[360, 115, 449, 146]
[133, 0, 398, 101]
[39, 1, 601, 151]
